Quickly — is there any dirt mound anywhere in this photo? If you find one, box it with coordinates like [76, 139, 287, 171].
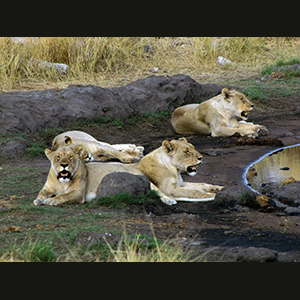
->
[0, 74, 234, 135]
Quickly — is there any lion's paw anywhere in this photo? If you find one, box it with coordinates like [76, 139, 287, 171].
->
[43, 198, 58, 206]
[209, 185, 224, 193]
[120, 156, 140, 163]
[161, 196, 177, 206]
[257, 125, 268, 136]
[33, 198, 43, 206]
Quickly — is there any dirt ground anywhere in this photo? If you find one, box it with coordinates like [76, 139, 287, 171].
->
[1, 95, 300, 261]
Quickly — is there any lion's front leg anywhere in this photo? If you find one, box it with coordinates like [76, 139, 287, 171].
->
[158, 178, 215, 201]
[183, 182, 223, 193]
[172, 186, 216, 200]
[33, 188, 54, 206]
[42, 189, 86, 206]
[150, 183, 177, 205]
[238, 122, 268, 137]
[94, 145, 141, 163]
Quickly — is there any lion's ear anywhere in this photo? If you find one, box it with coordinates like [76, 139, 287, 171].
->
[178, 137, 188, 143]
[64, 136, 73, 145]
[222, 88, 231, 99]
[73, 145, 88, 160]
[45, 148, 54, 160]
[162, 140, 173, 153]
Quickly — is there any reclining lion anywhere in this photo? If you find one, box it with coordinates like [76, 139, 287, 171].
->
[52, 130, 144, 163]
[33, 137, 223, 206]
[171, 88, 268, 137]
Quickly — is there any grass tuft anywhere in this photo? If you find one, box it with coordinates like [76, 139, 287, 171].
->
[88, 190, 160, 209]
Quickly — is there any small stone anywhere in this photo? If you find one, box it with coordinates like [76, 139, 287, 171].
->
[236, 247, 278, 262]
[217, 56, 232, 66]
[256, 195, 270, 208]
[284, 206, 300, 216]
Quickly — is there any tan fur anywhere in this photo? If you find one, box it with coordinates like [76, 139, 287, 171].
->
[33, 144, 89, 206]
[171, 88, 268, 137]
[135, 137, 223, 202]
[34, 138, 223, 206]
[86, 138, 223, 205]
[52, 131, 144, 163]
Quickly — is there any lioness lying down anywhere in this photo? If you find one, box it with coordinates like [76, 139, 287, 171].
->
[171, 88, 268, 137]
[33, 137, 223, 206]
[52, 130, 144, 163]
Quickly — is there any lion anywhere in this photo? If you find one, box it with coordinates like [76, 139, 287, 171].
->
[33, 143, 89, 206]
[52, 130, 144, 163]
[135, 137, 223, 202]
[171, 88, 268, 137]
[33, 137, 223, 206]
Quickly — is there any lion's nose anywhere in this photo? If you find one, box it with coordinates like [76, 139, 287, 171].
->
[60, 163, 68, 168]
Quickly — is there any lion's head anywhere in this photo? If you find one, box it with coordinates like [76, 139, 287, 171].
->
[162, 137, 203, 176]
[222, 88, 254, 121]
[45, 144, 88, 183]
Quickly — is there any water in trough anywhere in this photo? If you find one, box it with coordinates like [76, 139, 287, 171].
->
[244, 143, 300, 193]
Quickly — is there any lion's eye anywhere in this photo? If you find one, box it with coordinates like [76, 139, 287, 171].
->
[69, 156, 73, 160]
[56, 156, 60, 160]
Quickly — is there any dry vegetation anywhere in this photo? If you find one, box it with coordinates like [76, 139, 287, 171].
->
[1, 37, 300, 91]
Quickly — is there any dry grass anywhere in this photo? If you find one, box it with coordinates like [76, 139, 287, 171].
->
[1, 37, 300, 91]
[106, 234, 190, 262]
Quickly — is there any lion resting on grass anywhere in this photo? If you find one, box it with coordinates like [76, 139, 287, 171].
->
[171, 88, 268, 137]
[52, 131, 144, 163]
[34, 137, 222, 206]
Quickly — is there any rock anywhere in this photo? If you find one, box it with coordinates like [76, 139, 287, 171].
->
[284, 206, 300, 216]
[256, 195, 275, 211]
[280, 176, 296, 186]
[212, 185, 258, 209]
[149, 67, 159, 73]
[217, 56, 232, 66]
[272, 199, 288, 209]
[231, 204, 250, 212]
[236, 247, 278, 262]
[75, 231, 121, 247]
[0, 137, 29, 156]
[96, 172, 151, 198]
[201, 148, 226, 156]
[37, 60, 68, 74]
[28, 58, 69, 74]
[272, 181, 300, 207]
[0, 74, 238, 135]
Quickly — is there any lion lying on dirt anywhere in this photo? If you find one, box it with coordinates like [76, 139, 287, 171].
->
[33, 137, 223, 206]
[171, 88, 268, 137]
[52, 130, 144, 163]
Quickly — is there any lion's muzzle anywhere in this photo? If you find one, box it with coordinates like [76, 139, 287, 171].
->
[57, 169, 73, 182]
[241, 111, 248, 119]
[187, 159, 202, 176]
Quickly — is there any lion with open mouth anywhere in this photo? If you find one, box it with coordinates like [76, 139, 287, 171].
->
[34, 137, 223, 206]
[171, 88, 268, 137]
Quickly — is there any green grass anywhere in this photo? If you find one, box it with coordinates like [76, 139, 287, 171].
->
[0, 166, 45, 198]
[243, 83, 300, 101]
[261, 57, 300, 75]
[12, 239, 56, 262]
[88, 190, 160, 209]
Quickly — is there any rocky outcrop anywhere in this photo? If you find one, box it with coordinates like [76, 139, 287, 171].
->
[0, 74, 235, 135]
